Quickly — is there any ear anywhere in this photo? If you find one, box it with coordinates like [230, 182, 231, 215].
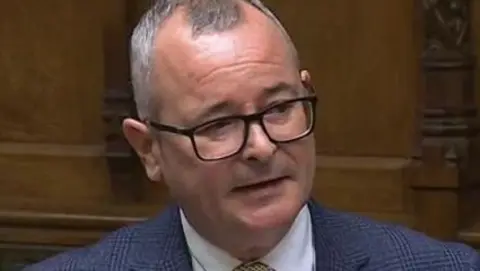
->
[300, 69, 311, 84]
[122, 118, 163, 182]
[300, 69, 316, 95]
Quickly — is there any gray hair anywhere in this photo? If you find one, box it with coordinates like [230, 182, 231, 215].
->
[130, 0, 299, 119]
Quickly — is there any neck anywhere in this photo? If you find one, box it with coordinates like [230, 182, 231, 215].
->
[227, 226, 290, 261]
[182, 209, 293, 261]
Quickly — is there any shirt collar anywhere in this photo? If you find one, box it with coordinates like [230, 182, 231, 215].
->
[180, 204, 314, 271]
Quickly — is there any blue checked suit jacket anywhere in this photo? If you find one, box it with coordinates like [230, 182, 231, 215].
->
[25, 201, 480, 271]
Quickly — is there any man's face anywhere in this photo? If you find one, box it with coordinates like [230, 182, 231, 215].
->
[126, 4, 316, 238]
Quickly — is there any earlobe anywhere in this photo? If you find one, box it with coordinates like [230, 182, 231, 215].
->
[122, 118, 163, 182]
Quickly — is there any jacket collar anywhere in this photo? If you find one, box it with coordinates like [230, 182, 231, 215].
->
[307, 200, 370, 271]
[127, 204, 192, 271]
[127, 200, 369, 271]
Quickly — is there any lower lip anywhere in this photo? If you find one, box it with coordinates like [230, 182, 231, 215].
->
[235, 177, 287, 193]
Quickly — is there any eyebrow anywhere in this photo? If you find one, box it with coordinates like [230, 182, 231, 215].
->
[188, 82, 296, 125]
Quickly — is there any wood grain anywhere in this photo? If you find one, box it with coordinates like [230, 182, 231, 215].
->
[265, 0, 421, 157]
[0, 0, 104, 144]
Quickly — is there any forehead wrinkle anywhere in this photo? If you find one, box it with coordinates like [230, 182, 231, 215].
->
[195, 60, 285, 87]
[186, 34, 294, 87]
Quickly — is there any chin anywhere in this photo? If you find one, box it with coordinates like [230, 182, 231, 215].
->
[239, 196, 304, 231]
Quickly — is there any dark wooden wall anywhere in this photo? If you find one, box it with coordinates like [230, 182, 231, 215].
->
[0, 0, 479, 268]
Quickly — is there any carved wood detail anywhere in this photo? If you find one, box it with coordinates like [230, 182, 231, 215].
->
[419, 0, 478, 183]
[415, 0, 480, 244]
[421, 0, 477, 143]
[423, 0, 470, 56]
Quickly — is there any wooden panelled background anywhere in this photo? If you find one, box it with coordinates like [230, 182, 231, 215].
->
[0, 0, 479, 268]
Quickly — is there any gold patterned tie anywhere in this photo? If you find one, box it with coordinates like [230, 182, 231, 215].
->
[233, 261, 276, 271]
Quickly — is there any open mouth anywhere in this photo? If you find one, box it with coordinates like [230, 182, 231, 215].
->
[235, 177, 287, 192]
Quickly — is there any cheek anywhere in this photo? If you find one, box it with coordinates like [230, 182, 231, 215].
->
[305, 139, 316, 179]
[170, 165, 231, 207]
[161, 140, 231, 197]
[306, 137, 316, 166]
[287, 137, 316, 178]
[160, 140, 198, 191]
[199, 163, 233, 191]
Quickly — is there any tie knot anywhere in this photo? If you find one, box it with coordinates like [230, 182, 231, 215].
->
[233, 261, 275, 271]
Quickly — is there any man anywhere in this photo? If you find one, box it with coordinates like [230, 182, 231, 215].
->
[26, 0, 480, 270]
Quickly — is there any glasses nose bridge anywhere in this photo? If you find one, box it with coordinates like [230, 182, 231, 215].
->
[243, 109, 264, 122]
[242, 110, 272, 141]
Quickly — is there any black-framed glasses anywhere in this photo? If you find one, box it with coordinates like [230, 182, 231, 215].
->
[146, 96, 317, 161]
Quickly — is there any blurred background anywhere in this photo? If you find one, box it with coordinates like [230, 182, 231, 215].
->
[1, 0, 480, 269]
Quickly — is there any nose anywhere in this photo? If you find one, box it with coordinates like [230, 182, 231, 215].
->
[241, 123, 277, 162]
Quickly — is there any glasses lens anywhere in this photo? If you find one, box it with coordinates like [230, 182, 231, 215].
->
[263, 99, 314, 142]
[193, 118, 245, 160]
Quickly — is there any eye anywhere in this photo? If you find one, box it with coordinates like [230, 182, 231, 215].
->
[195, 119, 237, 137]
[268, 101, 295, 115]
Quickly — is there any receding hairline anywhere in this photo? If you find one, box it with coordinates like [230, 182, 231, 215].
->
[153, 1, 297, 60]
[149, 2, 299, 113]
[130, 0, 300, 119]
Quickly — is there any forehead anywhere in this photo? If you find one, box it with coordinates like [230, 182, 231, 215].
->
[151, 3, 298, 122]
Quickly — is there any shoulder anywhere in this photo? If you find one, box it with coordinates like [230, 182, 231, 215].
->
[23, 225, 140, 271]
[24, 205, 181, 271]
[313, 204, 480, 270]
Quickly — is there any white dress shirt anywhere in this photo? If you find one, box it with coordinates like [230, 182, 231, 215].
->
[180, 205, 315, 271]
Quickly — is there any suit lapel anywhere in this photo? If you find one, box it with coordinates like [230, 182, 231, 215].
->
[308, 201, 370, 271]
[127, 205, 193, 271]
